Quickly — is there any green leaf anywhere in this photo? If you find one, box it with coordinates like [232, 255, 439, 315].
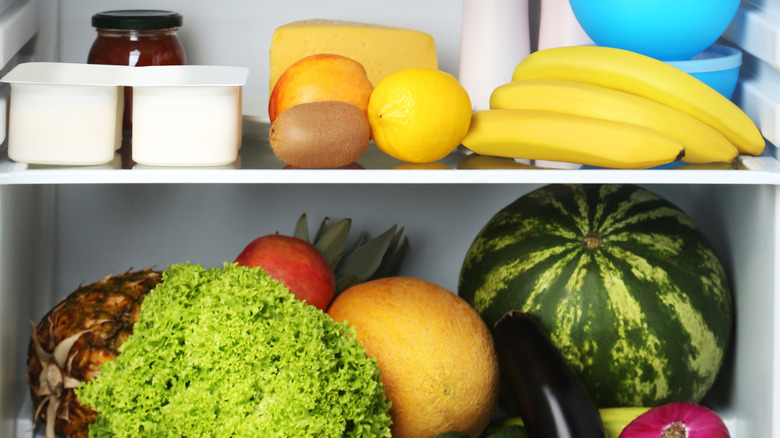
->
[344, 232, 368, 255]
[385, 226, 406, 258]
[372, 233, 409, 280]
[315, 218, 352, 266]
[313, 216, 332, 242]
[335, 225, 397, 291]
[335, 274, 358, 294]
[293, 213, 309, 242]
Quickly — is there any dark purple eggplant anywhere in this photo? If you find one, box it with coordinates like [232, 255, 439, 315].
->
[493, 311, 605, 438]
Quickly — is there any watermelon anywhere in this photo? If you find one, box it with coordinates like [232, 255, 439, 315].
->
[458, 184, 732, 408]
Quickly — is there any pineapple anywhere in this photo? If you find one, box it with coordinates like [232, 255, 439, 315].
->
[26, 269, 162, 438]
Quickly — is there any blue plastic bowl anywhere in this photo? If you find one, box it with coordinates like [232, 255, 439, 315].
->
[569, 0, 740, 61]
[667, 44, 742, 99]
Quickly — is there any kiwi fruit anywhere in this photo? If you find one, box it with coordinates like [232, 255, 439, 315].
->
[269, 100, 370, 168]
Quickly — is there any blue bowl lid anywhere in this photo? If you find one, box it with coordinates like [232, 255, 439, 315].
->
[666, 44, 742, 73]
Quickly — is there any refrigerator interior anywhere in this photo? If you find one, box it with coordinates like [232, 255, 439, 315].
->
[2, 0, 780, 437]
[3, 183, 780, 437]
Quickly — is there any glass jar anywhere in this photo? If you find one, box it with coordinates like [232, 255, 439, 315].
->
[88, 10, 187, 135]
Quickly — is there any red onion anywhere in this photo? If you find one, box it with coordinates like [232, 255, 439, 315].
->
[619, 402, 730, 438]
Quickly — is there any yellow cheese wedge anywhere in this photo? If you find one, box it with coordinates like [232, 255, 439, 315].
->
[269, 19, 438, 92]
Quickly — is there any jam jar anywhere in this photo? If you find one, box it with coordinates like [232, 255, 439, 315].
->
[87, 10, 187, 134]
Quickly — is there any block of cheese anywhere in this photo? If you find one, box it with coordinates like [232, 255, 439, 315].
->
[269, 19, 438, 92]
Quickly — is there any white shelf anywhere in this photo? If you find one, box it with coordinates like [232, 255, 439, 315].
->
[2, 122, 780, 186]
[4, 163, 780, 186]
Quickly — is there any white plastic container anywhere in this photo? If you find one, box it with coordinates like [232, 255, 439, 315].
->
[129, 66, 247, 167]
[0, 63, 249, 167]
[8, 83, 121, 165]
[2, 63, 124, 166]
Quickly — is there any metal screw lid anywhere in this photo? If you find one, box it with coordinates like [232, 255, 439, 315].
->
[91, 10, 183, 30]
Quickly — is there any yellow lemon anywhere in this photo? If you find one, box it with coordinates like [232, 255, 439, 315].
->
[368, 68, 472, 163]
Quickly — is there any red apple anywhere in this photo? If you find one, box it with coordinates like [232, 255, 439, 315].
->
[234, 234, 336, 310]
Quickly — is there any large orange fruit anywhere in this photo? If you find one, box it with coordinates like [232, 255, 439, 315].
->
[327, 276, 500, 438]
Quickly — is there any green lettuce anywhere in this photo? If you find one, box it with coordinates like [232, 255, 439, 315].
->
[76, 262, 392, 438]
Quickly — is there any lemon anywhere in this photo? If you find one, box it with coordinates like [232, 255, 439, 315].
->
[368, 68, 472, 163]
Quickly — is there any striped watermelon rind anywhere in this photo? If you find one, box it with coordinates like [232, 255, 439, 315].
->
[458, 184, 733, 407]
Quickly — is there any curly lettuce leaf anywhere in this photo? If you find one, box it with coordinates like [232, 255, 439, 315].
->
[76, 262, 391, 438]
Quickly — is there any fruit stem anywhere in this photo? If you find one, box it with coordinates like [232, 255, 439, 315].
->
[582, 234, 600, 250]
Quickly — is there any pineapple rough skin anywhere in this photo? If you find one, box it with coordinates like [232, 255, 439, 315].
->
[26, 269, 163, 438]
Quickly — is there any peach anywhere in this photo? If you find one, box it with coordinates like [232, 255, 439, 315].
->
[268, 54, 374, 123]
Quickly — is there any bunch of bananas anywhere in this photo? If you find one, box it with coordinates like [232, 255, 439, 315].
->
[461, 45, 765, 169]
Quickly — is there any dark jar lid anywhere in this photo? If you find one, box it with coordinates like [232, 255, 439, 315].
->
[91, 10, 183, 30]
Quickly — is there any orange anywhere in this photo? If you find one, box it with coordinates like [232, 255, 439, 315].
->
[327, 277, 499, 438]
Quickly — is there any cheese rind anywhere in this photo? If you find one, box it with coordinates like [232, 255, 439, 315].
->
[269, 19, 438, 92]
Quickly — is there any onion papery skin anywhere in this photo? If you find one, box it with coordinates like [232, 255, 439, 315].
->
[619, 402, 730, 438]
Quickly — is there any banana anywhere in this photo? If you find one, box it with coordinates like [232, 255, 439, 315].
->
[461, 109, 684, 169]
[490, 79, 738, 163]
[511, 45, 765, 156]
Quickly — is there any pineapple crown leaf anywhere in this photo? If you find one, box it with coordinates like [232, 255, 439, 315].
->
[313, 215, 333, 242]
[314, 218, 352, 267]
[334, 224, 398, 293]
[371, 233, 409, 280]
[292, 213, 353, 267]
[335, 274, 359, 294]
[293, 213, 310, 242]
[292, 214, 409, 294]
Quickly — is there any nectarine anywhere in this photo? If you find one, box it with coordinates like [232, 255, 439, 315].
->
[268, 53, 374, 123]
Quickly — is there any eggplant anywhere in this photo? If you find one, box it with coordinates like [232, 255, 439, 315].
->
[493, 311, 605, 438]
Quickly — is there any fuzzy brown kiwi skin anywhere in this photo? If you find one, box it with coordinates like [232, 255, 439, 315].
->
[270, 101, 370, 169]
